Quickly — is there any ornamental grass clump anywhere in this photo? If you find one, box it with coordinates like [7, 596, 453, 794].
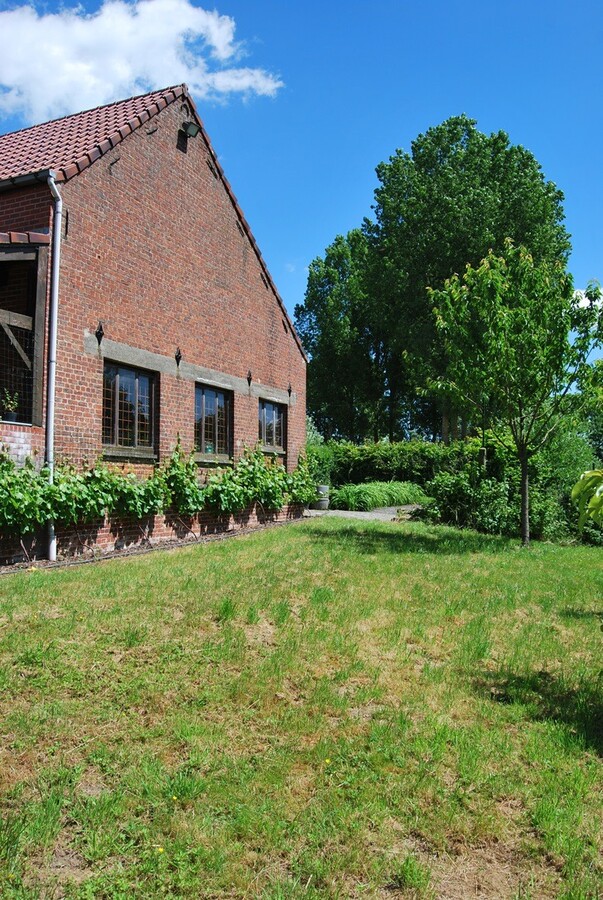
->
[330, 481, 427, 511]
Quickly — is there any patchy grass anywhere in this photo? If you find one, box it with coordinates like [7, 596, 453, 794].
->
[0, 517, 601, 898]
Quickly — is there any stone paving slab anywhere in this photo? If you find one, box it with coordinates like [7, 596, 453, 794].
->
[303, 505, 419, 522]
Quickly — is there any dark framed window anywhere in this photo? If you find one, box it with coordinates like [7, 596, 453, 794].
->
[195, 384, 232, 456]
[103, 363, 156, 450]
[259, 399, 286, 452]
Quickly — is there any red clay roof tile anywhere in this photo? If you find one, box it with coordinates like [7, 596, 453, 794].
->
[0, 231, 50, 245]
[0, 85, 185, 182]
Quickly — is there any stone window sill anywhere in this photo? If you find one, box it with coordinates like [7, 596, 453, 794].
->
[103, 446, 158, 463]
[194, 453, 234, 468]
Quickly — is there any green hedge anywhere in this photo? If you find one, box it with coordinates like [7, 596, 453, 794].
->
[0, 447, 316, 537]
[307, 439, 483, 487]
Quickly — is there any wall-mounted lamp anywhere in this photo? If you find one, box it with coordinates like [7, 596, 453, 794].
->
[287, 383, 292, 397]
[175, 347, 182, 367]
[247, 370, 252, 387]
[95, 321, 104, 346]
[182, 121, 201, 138]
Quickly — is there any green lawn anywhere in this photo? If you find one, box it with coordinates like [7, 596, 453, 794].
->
[0, 518, 601, 898]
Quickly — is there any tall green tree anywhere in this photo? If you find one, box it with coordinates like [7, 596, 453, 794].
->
[295, 230, 383, 440]
[430, 241, 601, 545]
[581, 359, 603, 459]
[365, 115, 571, 435]
[297, 115, 573, 442]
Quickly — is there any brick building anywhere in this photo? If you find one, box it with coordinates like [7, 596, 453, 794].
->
[0, 84, 306, 477]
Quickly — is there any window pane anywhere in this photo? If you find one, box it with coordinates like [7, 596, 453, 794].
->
[204, 389, 216, 453]
[265, 402, 274, 446]
[117, 367, 136, 446]
[103, 363, 155, 450]
[194, 386, 203, 451]
[196, 386, 230, 455]
[259, 399, 285, 450]
[102, 365, 117, 444]
[274, 406, 282, 449]
[216, 391, 227, 454]
[137, 374, 152, 447]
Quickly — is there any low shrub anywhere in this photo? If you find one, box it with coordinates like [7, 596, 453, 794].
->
[49, 464, 116, 526]
[424, 469, 515, 535]
[0, 456, 50, 535]
[318, 427, 601, 541]
[330, 481, 428, 511]
[306, 443, 335, 485]
[286, 454, 317, 506]
[204, 448, 287, 513]
[161, 447, 205, 516]
[107, 469, 167, 520]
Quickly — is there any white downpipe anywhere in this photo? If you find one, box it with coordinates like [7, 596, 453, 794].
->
[46, 173, 62, 562]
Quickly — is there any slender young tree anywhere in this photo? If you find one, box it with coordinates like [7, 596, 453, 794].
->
[430, 241, 601, 545]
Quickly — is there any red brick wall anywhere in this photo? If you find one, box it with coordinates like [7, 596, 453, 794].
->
[50, 101, 306, 469]
[0, 423, 45, 465]
[0, 184, 52, 233]
[0, 503, 303, 564]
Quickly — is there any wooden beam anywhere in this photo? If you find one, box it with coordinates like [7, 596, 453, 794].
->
[1, 322, 32, 370]
[32, 245, 48, 427]
[0, 308, 33, 330]
[0, 251, 37, 262]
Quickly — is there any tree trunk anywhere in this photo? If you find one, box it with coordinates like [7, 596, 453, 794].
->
[442, 410, 450, 445]
[450, 411, 459, 442]
[519, 450, 530, 547]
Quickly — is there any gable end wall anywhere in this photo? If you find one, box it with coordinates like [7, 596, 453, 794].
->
[49, 101, 305, 469]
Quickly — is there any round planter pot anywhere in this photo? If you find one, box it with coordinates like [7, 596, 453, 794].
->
[311, 484, 330, 510]
[2, 411, 17, 422]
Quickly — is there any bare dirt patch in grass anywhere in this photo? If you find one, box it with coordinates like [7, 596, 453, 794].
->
[26, 846, 92, 899]
[428, 843, 560, 899]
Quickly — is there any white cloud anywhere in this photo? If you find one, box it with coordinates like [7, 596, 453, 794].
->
[0, 0, 283, 125]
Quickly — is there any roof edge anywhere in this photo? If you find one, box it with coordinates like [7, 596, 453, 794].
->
[0, 85, 307, 364]
[55, 85, 186, 184]
[0, 169, 53, 193]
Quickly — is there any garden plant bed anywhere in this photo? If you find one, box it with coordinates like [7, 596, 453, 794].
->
[0, 517, 601, 898]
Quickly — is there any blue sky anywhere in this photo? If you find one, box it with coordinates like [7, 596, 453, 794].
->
[0, 0, 601, 319]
